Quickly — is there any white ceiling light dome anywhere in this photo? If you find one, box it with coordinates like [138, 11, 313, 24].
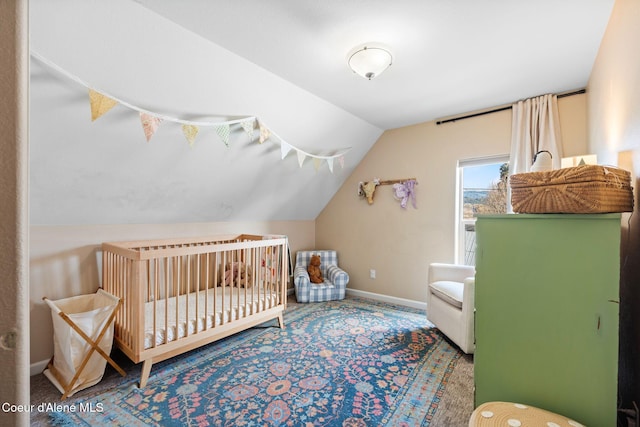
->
[348, 45, 393, 80]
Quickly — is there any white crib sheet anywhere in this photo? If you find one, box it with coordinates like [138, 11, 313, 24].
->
[144, 287, 278, 349]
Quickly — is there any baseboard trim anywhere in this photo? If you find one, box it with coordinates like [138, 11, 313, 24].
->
[346, 289, 426, 311]
[30, 358, 49, 377]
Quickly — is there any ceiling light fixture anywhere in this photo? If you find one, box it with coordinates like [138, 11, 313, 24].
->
[348, 45, 393, 80]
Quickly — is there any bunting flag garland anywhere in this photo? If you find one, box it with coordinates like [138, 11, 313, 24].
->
[280, 141, 293, 160]
[89, 89, 118, 121]
[182, 124, 199, 147]
[214, 124, 231, 147]
[326, 157, 334, 173]
[31, 50, 352, 173]
[259, 122, 271, 144]
[257, 120, 351, 173]
[240, 118, 255, 139]
[140, 113, 163, 142]
[297, 150, 307, 168]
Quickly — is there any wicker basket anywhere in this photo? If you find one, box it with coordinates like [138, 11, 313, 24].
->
[510, 165, 634, 213]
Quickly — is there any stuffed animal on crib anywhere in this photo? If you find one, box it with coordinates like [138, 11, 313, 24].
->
[307, 254, 324, 284]
[220, 262, 253, 288]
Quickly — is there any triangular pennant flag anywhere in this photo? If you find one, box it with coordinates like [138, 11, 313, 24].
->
[140, 113, 162, 142]
[297, 150, 307, 168]
[241, 118, 255, 139]
[338, 156, 345, 169]
[281, 142, 293, 159]
[259, 122, 271, 144]
[89, 89, 118, 121]
[313, 158, 322, 171]
[214, 124, 231, 147]
[326, 158, 334, 173]
[182, 124, 199, 147]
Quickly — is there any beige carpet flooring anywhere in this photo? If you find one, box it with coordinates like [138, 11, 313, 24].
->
[430, 352, 474, 426]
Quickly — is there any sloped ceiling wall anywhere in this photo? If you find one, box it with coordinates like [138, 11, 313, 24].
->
[29, 0, 382, 225]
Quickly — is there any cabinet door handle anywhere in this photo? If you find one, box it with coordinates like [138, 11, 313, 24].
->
[608, 299, 619, 304]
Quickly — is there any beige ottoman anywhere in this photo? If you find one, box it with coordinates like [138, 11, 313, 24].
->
[469, 402, 586, 427]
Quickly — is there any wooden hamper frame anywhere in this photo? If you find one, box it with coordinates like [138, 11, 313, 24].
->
[43, 295, 126, 400]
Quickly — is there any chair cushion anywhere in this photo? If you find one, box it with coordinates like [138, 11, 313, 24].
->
[429, 280, 464, 309]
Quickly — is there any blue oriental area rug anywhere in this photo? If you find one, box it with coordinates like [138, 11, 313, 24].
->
[49, 297, 461, 426]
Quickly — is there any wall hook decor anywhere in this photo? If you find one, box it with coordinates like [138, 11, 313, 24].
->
[358, 178, 417, 205]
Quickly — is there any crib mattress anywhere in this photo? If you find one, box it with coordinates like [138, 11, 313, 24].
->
[144, 288, 278, 349]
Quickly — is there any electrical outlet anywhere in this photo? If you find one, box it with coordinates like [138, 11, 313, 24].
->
[369, 269, 376, 279]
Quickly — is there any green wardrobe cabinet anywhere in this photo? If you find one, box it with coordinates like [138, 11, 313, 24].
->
[474, 214, 620, 427]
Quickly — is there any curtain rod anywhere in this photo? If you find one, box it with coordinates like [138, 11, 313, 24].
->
[435, 89, 586, 125]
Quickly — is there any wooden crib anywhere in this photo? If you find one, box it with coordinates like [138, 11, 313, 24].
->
[101, 234, 288, 387]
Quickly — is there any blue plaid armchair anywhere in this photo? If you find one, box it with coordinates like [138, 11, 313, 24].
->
[294, 250, 349, 303]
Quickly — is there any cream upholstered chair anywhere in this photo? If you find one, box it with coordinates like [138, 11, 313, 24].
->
[427, 263, 475, 354]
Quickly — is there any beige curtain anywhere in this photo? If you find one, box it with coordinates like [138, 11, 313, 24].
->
[509, 94, 563, 175]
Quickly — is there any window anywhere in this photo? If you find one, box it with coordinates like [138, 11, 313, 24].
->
[456, 155, 509, 265]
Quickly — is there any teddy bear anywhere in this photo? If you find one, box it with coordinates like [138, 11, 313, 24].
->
[307, 254, 324, 284]
[220, 262, 253, 288]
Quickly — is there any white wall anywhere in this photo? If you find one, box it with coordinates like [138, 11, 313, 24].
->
[587, 0, 640, 412]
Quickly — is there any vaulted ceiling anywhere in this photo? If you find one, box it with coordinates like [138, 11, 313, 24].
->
[29, 0, 614, 225]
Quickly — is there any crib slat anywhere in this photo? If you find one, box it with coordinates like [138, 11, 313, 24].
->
[153, 259, 159, 349]
[221, 251, 226, 325]
[164, 258, 169, 345]
[204, 253, 209, 331]
[195, 253, 200, 333]
[173, 256, 179, 342]
[124, 258, 131, 349]
[213, 251, 219, 328]
[185, 254, 190, 338]
[133, 259, 144, 355]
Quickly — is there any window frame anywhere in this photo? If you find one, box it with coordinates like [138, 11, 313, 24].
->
[455, 154, 510, 265]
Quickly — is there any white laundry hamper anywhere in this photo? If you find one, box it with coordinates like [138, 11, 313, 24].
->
[43, 289, 125, 399]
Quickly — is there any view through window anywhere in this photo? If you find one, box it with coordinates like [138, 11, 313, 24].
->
[457, 157, 509, 265]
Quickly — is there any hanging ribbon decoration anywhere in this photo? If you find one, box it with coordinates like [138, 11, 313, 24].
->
[392, 179, 418, 209]
[30, 50, 351, 172]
